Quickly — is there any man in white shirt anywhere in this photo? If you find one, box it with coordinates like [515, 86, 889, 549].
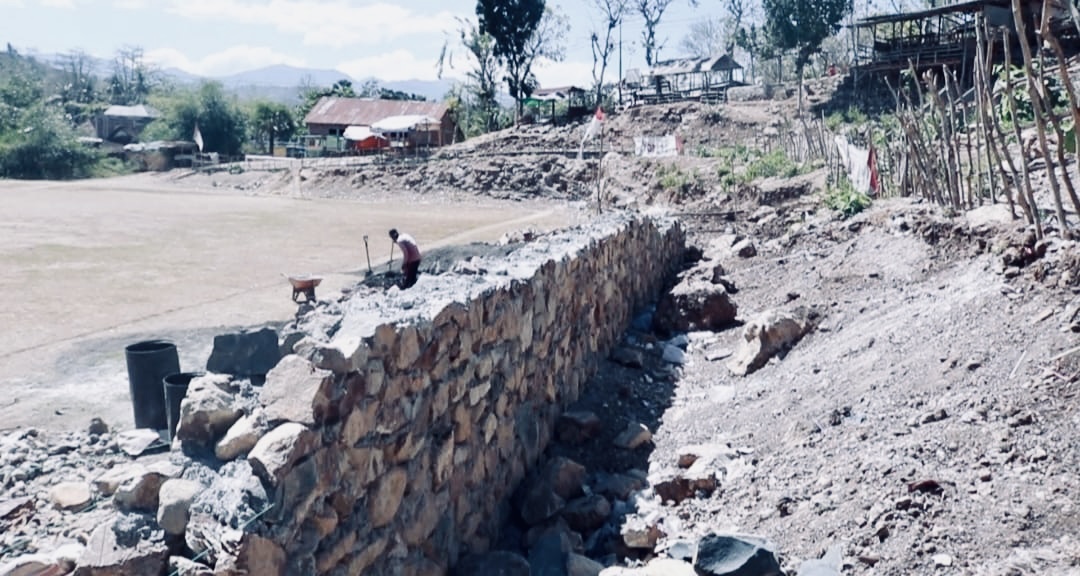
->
[389, 228, 422, 289]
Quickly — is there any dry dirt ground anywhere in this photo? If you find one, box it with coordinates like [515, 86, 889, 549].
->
[552, 191, 1080, 574]
[0, 174, 581, 432]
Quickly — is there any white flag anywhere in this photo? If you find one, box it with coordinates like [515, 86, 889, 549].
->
[577, 106, 605, 160]
[193, 123, 204, 152]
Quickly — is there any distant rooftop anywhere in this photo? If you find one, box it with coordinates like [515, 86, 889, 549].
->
[102, 104, 161, 118]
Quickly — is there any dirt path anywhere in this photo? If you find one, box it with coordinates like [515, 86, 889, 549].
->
[0, 177, 580, 432]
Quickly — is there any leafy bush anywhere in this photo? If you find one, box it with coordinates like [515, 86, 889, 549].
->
[825, 105, 869, 131]
[0, 105, 100, 179]
[995, 64, 1067, 126]
[89, 157, 135, 178]
[824, 175, 871, 217]
[739, 150, 804, 183]
[656, 163, 704, 197]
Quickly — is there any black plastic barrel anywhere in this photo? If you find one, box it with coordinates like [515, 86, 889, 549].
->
[164, 372, 202, 441]
[124, 340, 180, 430]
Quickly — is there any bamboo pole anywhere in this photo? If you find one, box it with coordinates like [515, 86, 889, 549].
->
[928, 69, 962, 209]
[1002, 30, 1044, 236]
[1011, 0, 1068, 235]
[975, 17, 1011, 214]
[947, 68, 978, 208]
[903, 69, 947, 205]
[1040, 19, 1080, 219]
[989, 27, 1037, 225]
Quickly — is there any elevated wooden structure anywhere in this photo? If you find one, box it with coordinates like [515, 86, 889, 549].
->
[625, 54, 746, 106]
[852, 0, 1078, 91]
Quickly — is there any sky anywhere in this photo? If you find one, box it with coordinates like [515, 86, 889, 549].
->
[0, 0, 731, 88]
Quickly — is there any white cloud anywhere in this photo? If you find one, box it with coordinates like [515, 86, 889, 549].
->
[165, 0, 463, 48]
[336, 49, 444, 83]
[112, 0, 145, 8]
[533, 59, 593, 90]
[39, 0, 74, 6]
[0, 0, 26, 6]
[145, 45, 306, 77]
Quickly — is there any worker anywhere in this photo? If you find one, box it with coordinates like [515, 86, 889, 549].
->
[389, 228, 421, 289]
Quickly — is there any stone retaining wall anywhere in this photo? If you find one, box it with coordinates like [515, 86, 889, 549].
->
[188, 212, 684, 575]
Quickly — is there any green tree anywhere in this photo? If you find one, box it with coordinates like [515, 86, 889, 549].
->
[0, 50, 45, 133]
[735, 23, 772, 82]
[590, 0, 627, 107]
[0, 104, 100, 179]
[251, 101, 296, 153]
[296, 78, 356, 122]
[763, 0, 851, 111]
[438, 17, 503, 133]
[357, 79, 426, 101]
[722, 0, 746, 56]
[58, 51, 102, 127]
[679, 17, 726, 59]
[152, 82, 248, 156]
[636, 0, 698, 67]
[477, 0, 546, 119]
[108, 46, 157, 105]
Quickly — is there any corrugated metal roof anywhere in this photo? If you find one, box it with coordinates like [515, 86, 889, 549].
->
[854, 0, 1068, 26]
[855, 0, 1010, 26]
[650, 54, 743, 76]
[103, 104, 161, 118]
[303, 97, 450, 127]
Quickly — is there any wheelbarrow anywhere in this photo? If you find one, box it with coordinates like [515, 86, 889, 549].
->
[283, 273, 323, 303]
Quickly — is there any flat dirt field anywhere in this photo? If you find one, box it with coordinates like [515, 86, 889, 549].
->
[0, 175, 578, 432]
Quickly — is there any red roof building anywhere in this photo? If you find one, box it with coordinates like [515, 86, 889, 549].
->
[303, 97, 457, 147]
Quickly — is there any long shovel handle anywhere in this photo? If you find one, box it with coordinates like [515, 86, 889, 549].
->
[387, 241, 395, 272]
[363, 237, 372, 273]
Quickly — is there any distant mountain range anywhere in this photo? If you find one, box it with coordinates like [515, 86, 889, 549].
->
[37, 54, 454, 103]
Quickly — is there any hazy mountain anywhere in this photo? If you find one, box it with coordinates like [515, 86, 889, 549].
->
[160, 67, 202, 85]
[35, 51, 453, 103]
[217, 64, 345, 88]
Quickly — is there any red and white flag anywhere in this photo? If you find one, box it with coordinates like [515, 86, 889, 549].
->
[578, 106, 605, 159]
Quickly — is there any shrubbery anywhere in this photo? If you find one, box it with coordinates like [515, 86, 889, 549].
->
[824, 174, 871, 217]
[0, 105, 100, 179]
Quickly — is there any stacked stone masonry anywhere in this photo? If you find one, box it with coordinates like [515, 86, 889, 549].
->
[192, 212, 684, 575]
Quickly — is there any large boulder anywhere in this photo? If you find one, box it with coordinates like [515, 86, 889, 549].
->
[556, 412, 602, 445]
[654, 277, 737, 335]
[693, 534, 782, 576]
[247, 422, 317, 488]
[73, 517, 169, 576]
[175, 375, 242, 450]
[727, 307, 819, 376]
[215, 412, 266, 461]
[157, 479, 203, 536]
[519, 457, 588, 526]
[560, 494, 611, 533]
[260, 355, 335, 426]
[205, 327, 281, 377]
[0, 545, 82, 576]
